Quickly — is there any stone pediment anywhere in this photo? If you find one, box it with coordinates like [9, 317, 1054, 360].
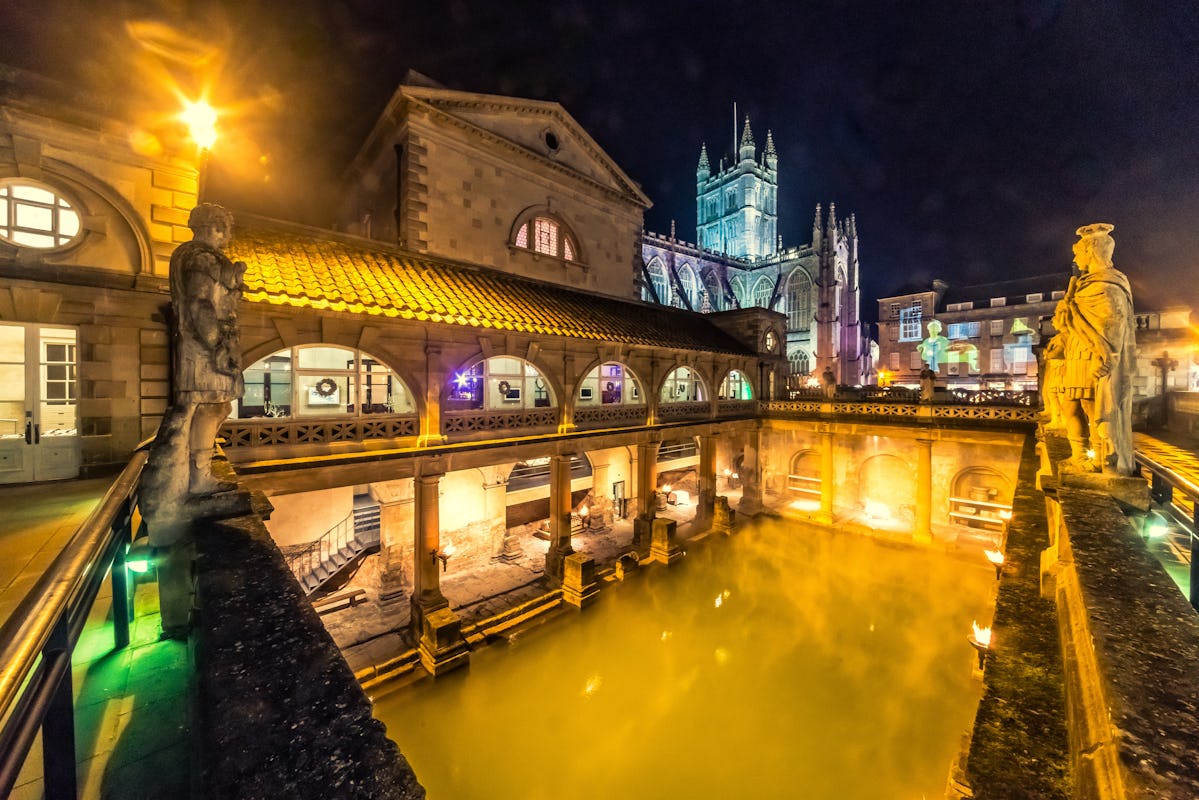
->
[400, 85, 650, 207]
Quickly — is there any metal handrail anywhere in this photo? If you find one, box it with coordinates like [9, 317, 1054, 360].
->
[286, 513, 354, 586]
[0, 448, 147, 798]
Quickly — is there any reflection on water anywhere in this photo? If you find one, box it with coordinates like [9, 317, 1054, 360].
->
[374, 519, 995, 799]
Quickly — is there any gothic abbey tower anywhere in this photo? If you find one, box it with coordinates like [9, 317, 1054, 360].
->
[640, 116, 873, 386]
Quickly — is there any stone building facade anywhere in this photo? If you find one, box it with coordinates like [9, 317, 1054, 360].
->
[638, 117, 872, 387]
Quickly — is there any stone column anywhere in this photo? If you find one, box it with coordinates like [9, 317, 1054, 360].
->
[418, 344, 446, 447]
[409, 466, 468, 675]
[633, 440, 661, 553]
[559, 354, 577, 434]
[591, 459, 611, 528]
[915, 436, 933, 545]
[545, 451, 576, 585]
[481, 471, 512, 560]
[738, 424, 763, 516]
[820, 425, 835, 524]
[696, 432, 718, 530]
[370, 479, 414, 602]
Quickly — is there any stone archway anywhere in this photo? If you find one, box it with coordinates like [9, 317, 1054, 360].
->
[857, 453, 914, 521]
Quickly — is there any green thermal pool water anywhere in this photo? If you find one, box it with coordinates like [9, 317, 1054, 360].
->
[373, 521, 996, 799]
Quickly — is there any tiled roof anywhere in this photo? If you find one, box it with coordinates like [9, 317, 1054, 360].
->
[941, 274, 1068, 305]
[228, 220, 754, 356]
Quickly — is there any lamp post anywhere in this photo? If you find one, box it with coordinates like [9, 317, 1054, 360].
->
[180, 99, 217, 201]
[1151, 351, 1178, 427]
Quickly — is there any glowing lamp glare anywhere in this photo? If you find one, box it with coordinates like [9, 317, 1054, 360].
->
[180, 99, 217, 149]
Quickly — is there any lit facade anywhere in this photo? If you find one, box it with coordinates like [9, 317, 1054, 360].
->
[638, 118, 872, 387]
[876, 276, 1067, 391]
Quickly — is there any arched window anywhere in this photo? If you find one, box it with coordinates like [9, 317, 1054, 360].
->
[752, 276, 774, 309]
[236, 345, 416, 419]
[448, 356, 554, 411]
[577, 362, 644, 406]
[676, 263, 697, 309]
[645, 257, 671, 305]
[0, 181, 82, 249]
[719, 369, 753, 400]
[660, 366, 706, 403]
[788, 348, 810, 376]
[512, 213, 578, 261]
[785, 269, 813, 330]
[729, 274, 747, 308]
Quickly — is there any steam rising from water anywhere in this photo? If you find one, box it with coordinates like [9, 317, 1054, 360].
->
[375, 518, 995, 799]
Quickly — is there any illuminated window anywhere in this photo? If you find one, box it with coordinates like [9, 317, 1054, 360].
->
[511, 213, 578, 261]
[719, 369, 753, 400]
[660, 366, 706, 403]
[898, 306, 922, 341]
[677, 263, 698, 309]
[235, 345, 416, 419]
[785, 269, 812, 330]
[752, 276, 774, 308]
[577, 362, 644, 406]
[0, 181, 82, 249]
[947, 321, 980, 339]
[645, 258, 671, 304]
[448, 356, 554, 411]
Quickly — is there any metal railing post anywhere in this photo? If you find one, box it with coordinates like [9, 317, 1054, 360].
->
[42, 616, 77, 800]
[111, 508, 132, 651]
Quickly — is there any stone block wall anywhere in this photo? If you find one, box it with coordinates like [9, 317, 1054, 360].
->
[1044, 483, 1199, 798]
[194, 507, 424, 799]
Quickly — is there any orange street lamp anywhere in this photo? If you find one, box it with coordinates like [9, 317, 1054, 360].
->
[180, 99, 217, 200]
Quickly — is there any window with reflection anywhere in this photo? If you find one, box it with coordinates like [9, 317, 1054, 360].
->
[576, 362, 643, 406]
[0, 181, 81, 249]
[513, 214, 578, 261]
[659, 366, 706, 403]
[235, 345, 415, 418]
[719, 369, 753, 400]
[645, 257, 670, 305]
[448, 356, 554, 411]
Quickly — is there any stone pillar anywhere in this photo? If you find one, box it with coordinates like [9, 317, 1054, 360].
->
[591, 459, 612, 527]
[559, 354, 577, 434]
[650, 517, 685, 564]
[819, 425, 835, 524]
[370, 479, 414, 602]
[738, 424, 763, 516]
[562, 552, 600, 608]
[480, 470, 512, 561]
[410, 467, 468, 674]
[633, 440, 661, 554]
[418, 344, 446, 447]
[545, 451, 575, 585]
[696, 433, 718, 531]
[915, 436, 933, 545]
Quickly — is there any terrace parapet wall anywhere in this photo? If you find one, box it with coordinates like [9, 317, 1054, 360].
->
[1040, 442, 1199, 798]
[194, 498, 425, 799]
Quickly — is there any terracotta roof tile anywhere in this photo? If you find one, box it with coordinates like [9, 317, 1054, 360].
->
[228, 221, 753, 356]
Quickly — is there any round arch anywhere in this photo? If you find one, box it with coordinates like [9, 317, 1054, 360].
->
[658, 363, 709, 403]
[574, 359, 647, 408]
[234, 342, 421, 419]
[448, 354, 559, 412]
[950, 466, 1011, 505]
[717, 367, 755, 400]
[509, 205, 584, 263]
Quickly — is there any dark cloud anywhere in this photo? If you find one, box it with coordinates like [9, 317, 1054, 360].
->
[4, 0, 1199, 318]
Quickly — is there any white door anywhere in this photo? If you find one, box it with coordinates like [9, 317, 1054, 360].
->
[0, 323, 80, 484]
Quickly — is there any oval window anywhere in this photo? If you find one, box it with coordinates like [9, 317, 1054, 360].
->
[0, 181, 82, 249]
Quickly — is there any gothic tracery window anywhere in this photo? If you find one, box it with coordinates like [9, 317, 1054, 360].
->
[785, 269, 813, 330]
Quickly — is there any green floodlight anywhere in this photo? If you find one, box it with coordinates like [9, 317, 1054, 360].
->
[126, 537, 156, 575]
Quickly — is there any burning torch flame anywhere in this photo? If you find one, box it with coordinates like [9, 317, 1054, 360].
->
[984, 549, 1004, 566]
[971, 621, 992, 648]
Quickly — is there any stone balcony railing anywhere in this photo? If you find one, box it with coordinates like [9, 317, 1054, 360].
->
[573, 404, 648, 430]
[657, 400, 713, 421]
[442, 408, 558, 436]
[761, 398, 1038, 425]
[221, 415, 419, 448]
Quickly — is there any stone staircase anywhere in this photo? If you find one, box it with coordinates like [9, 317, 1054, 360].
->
[288, 504, 381, 595]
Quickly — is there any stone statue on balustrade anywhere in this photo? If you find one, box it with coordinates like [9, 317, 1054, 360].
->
[1057, 223, 1136, 475]
[919, 367, 937, 402]
[143, 203, 247, 540]
[1039, 304, 1068, 431]
[821, 366, 837, 399]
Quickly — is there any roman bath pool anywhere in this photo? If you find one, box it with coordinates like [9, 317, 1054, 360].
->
[373, 520, 997, 799]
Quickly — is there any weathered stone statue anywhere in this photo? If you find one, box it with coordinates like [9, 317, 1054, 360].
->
[919, 367, 936, 402]
[821, 366, 836, 399]
[1058, 223, 1136, 474]
[142, 204, 246, 635]
[1039, 305, 1068, 430]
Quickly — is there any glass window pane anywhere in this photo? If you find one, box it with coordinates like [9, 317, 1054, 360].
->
[515, 223, 528, 248]
[16, 204, 53, 231]
[296, 374, 350, 416]
[58, 210, 80, 237]
[12, 185, 54, 203]
[298, 346, 354, 370]
[11, 231, 56, 248]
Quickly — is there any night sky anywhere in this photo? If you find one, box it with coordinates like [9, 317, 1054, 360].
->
[3, 0, 1198, 321]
